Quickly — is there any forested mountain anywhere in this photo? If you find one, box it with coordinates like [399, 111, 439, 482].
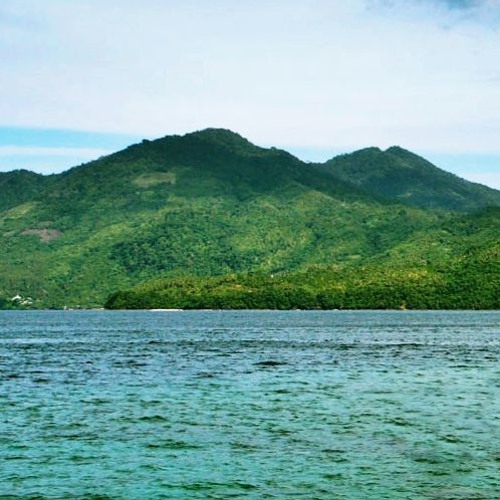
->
[0, 170, 54, 212]
[323, 146, 500, 211]
[0, 128, 499, 309]
[106, 207, 500, 310]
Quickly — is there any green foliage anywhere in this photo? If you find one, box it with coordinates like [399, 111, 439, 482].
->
[106, 237, 500, 310]
[0, 170, 54, 211]
[1, 128, 500, 309]
[323, 146, 500, 212]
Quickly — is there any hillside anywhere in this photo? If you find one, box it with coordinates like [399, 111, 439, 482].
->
[0, 170, 54, 212]
[106, 207, 500, 310]
[322, 146, 500, 211]
[0, 128, 499, 309]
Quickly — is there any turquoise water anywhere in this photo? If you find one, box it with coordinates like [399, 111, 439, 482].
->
[2, 310, 500, 499]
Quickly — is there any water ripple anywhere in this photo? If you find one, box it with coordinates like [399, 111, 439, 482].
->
[1, 310, 500, 498]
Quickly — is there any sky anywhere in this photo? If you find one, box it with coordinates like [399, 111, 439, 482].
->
[1, 0, 500, 188]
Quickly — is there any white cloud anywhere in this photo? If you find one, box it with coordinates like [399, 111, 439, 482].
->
[0, 0, 500, 157]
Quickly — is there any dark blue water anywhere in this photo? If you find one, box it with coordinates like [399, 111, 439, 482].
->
[1, 310, 500, 499]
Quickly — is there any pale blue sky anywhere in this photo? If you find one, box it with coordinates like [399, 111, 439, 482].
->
[1, 0, 500, 188]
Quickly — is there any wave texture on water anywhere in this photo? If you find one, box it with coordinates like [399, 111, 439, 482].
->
[1, 310, 500, 498]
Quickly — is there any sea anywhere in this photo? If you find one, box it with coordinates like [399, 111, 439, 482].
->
[1, 310, 500, 499]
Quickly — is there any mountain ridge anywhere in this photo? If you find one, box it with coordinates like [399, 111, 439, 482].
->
[0, 128, 499, 308]
[322, 144, 500, 211]
[4, 128, 499, 212]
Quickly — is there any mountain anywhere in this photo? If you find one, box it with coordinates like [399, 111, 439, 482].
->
[322, 146, 500, 211]
[0, 128, 499, 309]
[106, 207, 500, 310]
[0, 169, 54, 211]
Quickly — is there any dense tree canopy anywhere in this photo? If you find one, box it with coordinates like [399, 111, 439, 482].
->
[1, 129, 499, 309]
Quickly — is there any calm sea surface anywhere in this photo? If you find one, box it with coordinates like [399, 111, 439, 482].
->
[2, 310, 500, 499]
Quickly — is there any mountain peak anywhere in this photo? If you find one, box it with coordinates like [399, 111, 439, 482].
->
[385, 146, 427, 161]
[323, 145, 500, 211]
[385, 146, 407, 154]
[184, 128, 261, 153]
[187, 127, 243, 139]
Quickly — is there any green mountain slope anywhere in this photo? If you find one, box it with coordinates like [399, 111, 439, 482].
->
[0, 128, 498, 309]
[322, 146, 500, 211]
[0, 170, 54, 211]
[106, 207, 500, 310]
